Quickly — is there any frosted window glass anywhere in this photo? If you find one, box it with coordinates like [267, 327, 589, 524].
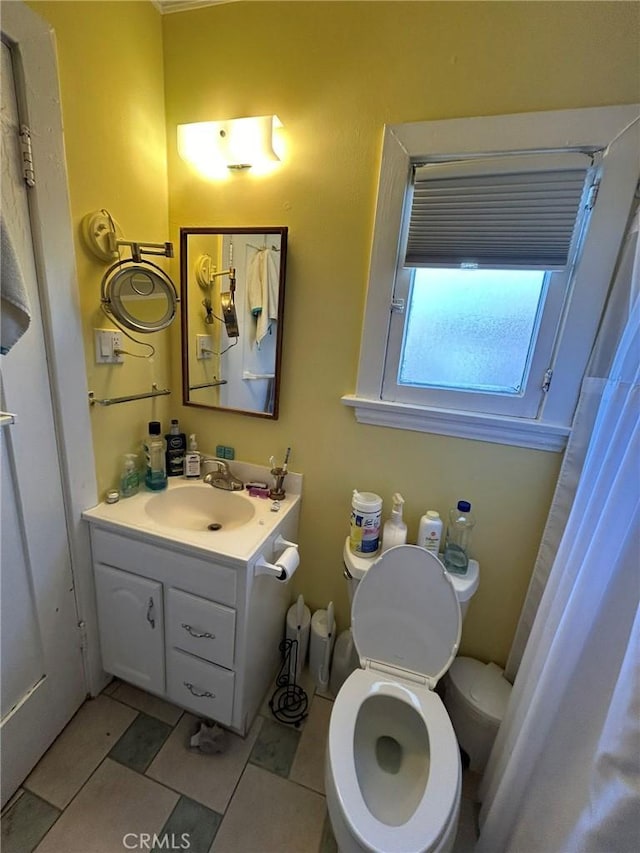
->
[399, 269, 546, 394]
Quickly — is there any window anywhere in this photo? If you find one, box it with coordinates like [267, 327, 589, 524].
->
[343, 107, 639, 450]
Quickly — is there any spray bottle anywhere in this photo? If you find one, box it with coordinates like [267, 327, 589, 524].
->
[381, 493, 407, 553]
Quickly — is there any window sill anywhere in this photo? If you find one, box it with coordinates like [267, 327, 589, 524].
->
[341, 395, 570, 452]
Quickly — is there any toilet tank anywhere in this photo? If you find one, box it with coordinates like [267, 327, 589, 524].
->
[343, 538, 479, 620]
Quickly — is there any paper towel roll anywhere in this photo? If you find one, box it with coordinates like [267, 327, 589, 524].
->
[285, 595, 311, 679]
[309, 608, 336, 687]
[275, 546, 300, 581]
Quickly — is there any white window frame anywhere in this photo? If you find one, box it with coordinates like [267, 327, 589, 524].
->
[342, 106, 639, 451]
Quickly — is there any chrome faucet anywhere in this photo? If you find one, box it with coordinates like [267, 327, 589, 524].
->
[202, 458, 244, 491]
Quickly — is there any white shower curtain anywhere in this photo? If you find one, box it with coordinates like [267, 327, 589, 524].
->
[476, 254, 640, 850]
[505, 209, 639, 681]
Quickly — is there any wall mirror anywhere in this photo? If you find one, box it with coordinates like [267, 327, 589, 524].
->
[102, 260, 179, 333]
[180, 227, 288, 418]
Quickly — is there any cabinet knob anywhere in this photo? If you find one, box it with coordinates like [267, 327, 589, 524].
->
[146, 597, 156, 629]
[181, 623, 216, 640]
[184, 681, 215, 699]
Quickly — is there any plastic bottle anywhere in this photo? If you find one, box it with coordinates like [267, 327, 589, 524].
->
[349, 490, 382, 555]
[417, 510, 443, 554]
[443, 500, 475, 575]
[381, 493, 408, 552]
[165, 418, 186, 477]
[185, 434, 201, 479]
[120, 453, 140, 497]
[144, 421, 167, 491]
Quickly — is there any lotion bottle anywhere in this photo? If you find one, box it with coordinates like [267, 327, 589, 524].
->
[417, 510, 443, 554]
[185, 434, 201, 479]
[381, 493, 407, 553]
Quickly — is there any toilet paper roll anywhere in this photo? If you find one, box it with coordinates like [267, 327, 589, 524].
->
[275, 546, 300, 582]
[255, 545, 300, 582]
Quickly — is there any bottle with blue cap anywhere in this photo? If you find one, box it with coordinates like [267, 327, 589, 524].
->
[443, 500, 475, 575]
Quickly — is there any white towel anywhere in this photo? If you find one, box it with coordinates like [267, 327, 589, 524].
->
[247, 248, 279, 346]
[1, 216, 31, 354]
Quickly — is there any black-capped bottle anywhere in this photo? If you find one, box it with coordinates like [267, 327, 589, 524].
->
[165, 418, 186, 477]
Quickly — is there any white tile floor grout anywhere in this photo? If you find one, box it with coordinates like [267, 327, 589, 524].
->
[1, 674, 480, 853]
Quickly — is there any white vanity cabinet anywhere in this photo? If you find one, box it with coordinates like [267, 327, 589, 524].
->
[84, 481, 301, 736]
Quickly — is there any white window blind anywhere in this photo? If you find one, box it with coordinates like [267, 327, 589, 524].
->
[405, 152, 595, 270]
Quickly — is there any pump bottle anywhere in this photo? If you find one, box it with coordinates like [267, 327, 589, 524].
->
[381, 493, 408, 553]
[120, 453, 140, 498]
[185, 434, 201, 479]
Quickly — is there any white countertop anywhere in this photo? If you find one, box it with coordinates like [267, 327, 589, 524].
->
[82, 474, 301, 563]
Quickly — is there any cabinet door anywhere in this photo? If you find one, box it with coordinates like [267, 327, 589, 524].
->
[94, 563, 165, 694]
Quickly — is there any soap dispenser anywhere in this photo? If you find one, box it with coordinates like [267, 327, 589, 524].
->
[120, 454, 140, 498]
[381, 493, 407, 553]
[185, 434, 201, 479]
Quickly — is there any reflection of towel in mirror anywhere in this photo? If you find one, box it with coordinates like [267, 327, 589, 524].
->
[247, 248, 279, 346]
[1, 215, 31, 354]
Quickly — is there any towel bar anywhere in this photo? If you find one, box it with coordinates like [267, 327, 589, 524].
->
[88, 384, 170, 407]
[189, 380, 228, 390]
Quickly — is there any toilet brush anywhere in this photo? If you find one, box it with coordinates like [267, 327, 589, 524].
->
[318, 601, 334, 691]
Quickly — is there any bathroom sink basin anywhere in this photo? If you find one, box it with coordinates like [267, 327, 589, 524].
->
[144, 485, 256, 532]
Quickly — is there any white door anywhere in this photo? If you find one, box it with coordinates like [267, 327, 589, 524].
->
[94, 564, 165, 694]
[0, 40, 86, 807]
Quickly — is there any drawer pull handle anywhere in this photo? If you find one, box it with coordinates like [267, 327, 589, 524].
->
[181, 623, 216, 640]
[147, 598, 156, 629]
[184, 682, 215, 699]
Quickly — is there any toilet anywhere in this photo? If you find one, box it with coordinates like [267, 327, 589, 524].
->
[326, 544, 475, 853]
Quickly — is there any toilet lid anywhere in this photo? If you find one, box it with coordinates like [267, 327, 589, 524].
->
[351, 545, 461, 686]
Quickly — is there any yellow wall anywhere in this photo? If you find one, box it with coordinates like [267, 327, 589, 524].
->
[25, 0, 171, 495]
[163, 0, 638, 666]
[27, 0, 639, 667]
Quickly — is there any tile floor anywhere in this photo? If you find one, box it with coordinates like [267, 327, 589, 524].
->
[1, 672, 480, 853]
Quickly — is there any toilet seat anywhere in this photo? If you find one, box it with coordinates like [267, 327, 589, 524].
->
[352, 545, 461, 688]
[328, 667, 461, 852]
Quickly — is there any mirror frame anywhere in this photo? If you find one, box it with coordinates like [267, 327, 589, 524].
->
[180, 226, 288, 419]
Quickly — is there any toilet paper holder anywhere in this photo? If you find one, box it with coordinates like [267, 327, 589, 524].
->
[255, 534, 299, 581]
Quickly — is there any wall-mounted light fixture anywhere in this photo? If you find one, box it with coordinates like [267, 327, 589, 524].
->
[177, 115, 283, 177]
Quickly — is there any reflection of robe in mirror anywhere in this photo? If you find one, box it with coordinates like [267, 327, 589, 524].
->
[247, 248, 279, 347]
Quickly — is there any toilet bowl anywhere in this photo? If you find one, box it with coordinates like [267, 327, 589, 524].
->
[326, 545, 464, 853]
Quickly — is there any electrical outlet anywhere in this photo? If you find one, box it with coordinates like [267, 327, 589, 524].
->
[196, 334, 213, 360]
[112, 332, 123, 359]
[94, 329, 124, 364]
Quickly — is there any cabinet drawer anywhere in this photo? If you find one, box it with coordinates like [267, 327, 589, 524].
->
[167, 647, 234, 725]
[166, 587, 235, 668]
[90, 528, 237, 606]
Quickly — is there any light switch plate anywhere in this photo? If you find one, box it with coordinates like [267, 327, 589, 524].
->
[196, 334, 213, 360]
